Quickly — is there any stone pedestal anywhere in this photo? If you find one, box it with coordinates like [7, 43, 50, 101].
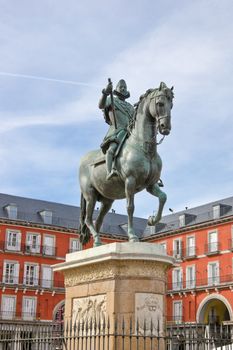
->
[53, 242, 174, 349]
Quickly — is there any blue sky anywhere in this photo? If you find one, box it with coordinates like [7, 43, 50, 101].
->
[0, 0, 233, 219]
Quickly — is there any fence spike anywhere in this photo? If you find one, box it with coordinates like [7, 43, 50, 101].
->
[143, 318, 146, 336]
[122, 316, 125, 332]
[130, 317, 133, 335]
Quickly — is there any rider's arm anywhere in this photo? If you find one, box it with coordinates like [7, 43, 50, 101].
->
[98, 91, 108, 109]
[98, 81, 113, 109]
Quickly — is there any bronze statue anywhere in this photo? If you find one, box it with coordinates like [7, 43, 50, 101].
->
[99, 79, 134, 180]
[79, 80, 174, 246]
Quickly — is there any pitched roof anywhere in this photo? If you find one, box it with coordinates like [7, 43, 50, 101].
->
[0, 193, 232, 239]
[0, 193, 147, 238]
[143, 196, 233, 238]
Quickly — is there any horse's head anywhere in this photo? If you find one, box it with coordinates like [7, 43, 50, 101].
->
[149, 82, 174, 136]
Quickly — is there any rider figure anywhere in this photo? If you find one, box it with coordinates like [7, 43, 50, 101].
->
[99, 79, 134, 180]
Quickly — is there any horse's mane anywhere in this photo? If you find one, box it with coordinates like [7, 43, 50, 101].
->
[128, 88, 155, 132]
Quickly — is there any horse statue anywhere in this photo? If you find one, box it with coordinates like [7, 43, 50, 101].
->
[79, 82, 174, 246]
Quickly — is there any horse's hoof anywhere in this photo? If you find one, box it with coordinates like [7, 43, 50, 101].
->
[129, 237, 139, 243]
[128, 233, 139, 243]
[94, 240, 102, 247]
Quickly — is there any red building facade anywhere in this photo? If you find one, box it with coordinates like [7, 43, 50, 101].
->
[0, 195, 83, 323]
[144, 199, 233, 326]
[1, 193, 233, 327]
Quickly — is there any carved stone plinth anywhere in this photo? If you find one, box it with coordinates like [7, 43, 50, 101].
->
[53, 242, 174, 349]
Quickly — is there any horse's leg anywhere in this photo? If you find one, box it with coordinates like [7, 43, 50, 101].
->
[146, 183, 167, 225]
[95, 198, 114, 233]
[84, 188, 102, 247]
[125, 176, 139, 242]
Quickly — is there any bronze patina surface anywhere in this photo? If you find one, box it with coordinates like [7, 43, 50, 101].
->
[79, 80, 174, 246]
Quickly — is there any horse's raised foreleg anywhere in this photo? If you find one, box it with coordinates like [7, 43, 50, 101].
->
[84, 188, 102, 247]
[146, 183, 167, 226]
[125, 176, 139, 242]
[95, 198, 114, 233]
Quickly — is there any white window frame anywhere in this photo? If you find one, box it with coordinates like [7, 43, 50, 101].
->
[40, 210, 52, 225]
[69, 238, 82, 253]
[186, 235, 195, 257]
[5, 204, 18, 220]
[208, 261, 219, 286]
[213, 205, 220, 219]
[22, 296, 37, 321]
[208, 230, 218, 253]
[186, 265, 196, 289]
[26, 232, 41, 254]
[43, 235, 55, 256]
[159, 242, 167, 254]
[3, 260, 19, 284]
[173, 300, 182, 322]
[179, 214, 185, 227]
[172, 268, 183, 290]
[41, 265, 53, 289]
[173, 238, 182, 259]
[5, 229, 21, 251]
[1, 295, 16, 320]
[23, 263, 39, 286]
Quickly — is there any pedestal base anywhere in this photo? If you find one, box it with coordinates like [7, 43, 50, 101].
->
[54, 242, 174, 349]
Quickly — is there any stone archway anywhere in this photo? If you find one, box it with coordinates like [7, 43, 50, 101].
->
[196, 294, 233, 324]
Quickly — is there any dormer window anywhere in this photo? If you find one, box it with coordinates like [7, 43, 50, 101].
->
[179, 213, 196, 227]
[39, 210, 52, 225]
[179, 214, 185, 227]
[4, 204, 17, 220]
[212, 204, 232, 219]
[213, 205, 220, 219]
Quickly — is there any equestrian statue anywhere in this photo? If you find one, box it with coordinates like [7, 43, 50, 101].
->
[79, 79, 174, 246]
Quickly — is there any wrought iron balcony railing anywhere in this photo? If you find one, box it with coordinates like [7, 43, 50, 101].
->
[0, 241, 58, 257]
[0, 311, 41, 321]
[1, 276, 64, 289]
[167, 273, 233, 292]
[183, 246, 197, 259]
[205, 242, 221, 255]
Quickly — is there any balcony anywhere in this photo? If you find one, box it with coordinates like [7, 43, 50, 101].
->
[23, 243, 57, 257]
[172, 281, 183, 291]
[205, 242, 221, 256]
[167, 315, 184, 324]
[183, 246, 197, 259]
[171, 250, 183, 260]
[167, 274, 233, 292]
[1, 276, 64, 290]
[0, 311, 40, 321]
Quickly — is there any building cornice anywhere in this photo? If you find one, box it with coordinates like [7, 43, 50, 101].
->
[0, 218, 79, 235]
[142, 214, 233, 241]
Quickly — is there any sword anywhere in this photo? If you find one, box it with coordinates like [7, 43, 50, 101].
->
[108, 78, 117, 129]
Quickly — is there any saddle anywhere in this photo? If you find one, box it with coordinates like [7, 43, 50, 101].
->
[91, 132, 128, 168]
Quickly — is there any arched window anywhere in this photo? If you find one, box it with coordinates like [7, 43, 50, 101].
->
[54, 302, 65, 323]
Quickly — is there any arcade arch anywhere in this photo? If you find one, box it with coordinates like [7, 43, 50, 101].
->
[196, 294, 233, 324]
[53, 300, 65, 323]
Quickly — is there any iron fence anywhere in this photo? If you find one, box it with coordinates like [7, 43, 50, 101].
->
[0, 319, 233, 350]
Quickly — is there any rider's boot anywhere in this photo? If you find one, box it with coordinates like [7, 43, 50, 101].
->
[106, 146, 118, 180]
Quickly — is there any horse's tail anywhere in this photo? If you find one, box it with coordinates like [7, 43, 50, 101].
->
[79, 193, 91, 245]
